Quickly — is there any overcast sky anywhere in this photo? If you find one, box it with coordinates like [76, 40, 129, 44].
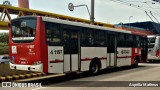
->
[1, 0, 160, 33]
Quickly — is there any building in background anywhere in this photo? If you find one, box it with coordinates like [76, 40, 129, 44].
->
[115, 24, 155, 35]
[121, 21, 160, 34]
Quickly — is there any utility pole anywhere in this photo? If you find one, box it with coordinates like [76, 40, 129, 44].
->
[90, 0, 95, 24]
[68, 0, 95, 24]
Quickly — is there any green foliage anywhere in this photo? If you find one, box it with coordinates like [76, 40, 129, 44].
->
[0, 45, 9, 54]
[0, 33, 9, 43]
[0, 33, 9, 54]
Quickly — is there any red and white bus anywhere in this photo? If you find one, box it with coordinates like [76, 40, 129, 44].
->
[9, 16, 148, 75]
[147, 35, 160, 62]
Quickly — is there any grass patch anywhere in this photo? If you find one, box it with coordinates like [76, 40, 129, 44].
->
[0, 43, 9, 54]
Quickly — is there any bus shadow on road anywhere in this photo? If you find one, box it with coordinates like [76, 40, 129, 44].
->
[17, 65, 147, 86]
[99, 65, 147, 75]
[146, 61, 160, 64]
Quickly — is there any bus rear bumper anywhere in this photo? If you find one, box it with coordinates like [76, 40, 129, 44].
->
[9, 62, 43, 72]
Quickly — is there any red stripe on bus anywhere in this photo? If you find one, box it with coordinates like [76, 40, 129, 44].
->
[81, 57, 107, 61]
[81, 58, 92, 61]
[100, 57, 107, 60]
[117, 56, 132, 58]
[50, 60, 64, 63]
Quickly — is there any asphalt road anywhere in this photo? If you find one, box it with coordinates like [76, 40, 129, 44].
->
[1, 63, 160, 90]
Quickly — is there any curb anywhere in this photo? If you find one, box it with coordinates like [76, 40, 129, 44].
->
[0, 72, 46, 82]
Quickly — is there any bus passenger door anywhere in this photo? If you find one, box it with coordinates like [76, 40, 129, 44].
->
[107, 34, 117, 67]
[141, 37, 148, 62]
[63, 29, 79, 72]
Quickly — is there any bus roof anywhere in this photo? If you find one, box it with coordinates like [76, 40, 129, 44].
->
[12, 16, 147, 36]
[42, 16, 132, 34]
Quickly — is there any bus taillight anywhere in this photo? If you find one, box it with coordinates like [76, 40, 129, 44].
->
[156, 49, 160, 57]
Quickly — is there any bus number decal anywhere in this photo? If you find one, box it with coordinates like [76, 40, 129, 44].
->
[121, 50, 130, 54]
[50, 50, 63, 55]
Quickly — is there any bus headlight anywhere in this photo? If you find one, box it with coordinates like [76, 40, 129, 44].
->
[32, 61, 41, 65]
[11, 60, 15, 64]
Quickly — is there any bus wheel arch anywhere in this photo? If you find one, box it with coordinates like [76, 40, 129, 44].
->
[89, 58, 101, 75]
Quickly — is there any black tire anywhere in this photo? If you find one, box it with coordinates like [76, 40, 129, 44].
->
[133, 58, 139, 67]
[89, 62, 100, 75]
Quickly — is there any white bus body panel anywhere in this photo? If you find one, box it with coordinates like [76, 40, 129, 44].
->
[148, 55, 160, 60]
[110, 53, 115, 66]
[48, 46, 63, 73]
[117, 48, 132, 67]
[64, 54, 79, 72]
[107, 54, 110, 67]
[125, 48, 132, 66]
[81, 61, 90, 72]
[107, 53, 116, 67]
[71, 54, 79, 71]
[80, 47, 107, 71]
[64, 55, 70, 72]
[148, 36, 160, 60]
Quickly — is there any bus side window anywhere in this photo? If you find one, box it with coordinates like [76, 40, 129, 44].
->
[117, 33, 125, 47]
[132, 35, 137, 47]
[45, 22, 61, 46]
[63, 30, 70, 54]
[126, 34, 133, 47]
[136, 36, 140, 47]
[94, 30, 105, 46]
[81, 29, 94, 46]
[70, 31, 78, 54]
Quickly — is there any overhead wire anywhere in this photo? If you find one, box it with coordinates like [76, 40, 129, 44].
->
[150, 11, 159, 23]
[109, 0, 151, 11]
[110, 0, 160, 12]
[145, 11, 155, 22]
[109, 0, 160, 22]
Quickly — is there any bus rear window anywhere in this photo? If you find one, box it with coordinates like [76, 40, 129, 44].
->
[11, 18, 36, 43]
[148, 37, 156, 43]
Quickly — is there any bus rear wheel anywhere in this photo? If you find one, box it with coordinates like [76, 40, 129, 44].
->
[133, 58, 139, 67]
[89, 62, 100, 75]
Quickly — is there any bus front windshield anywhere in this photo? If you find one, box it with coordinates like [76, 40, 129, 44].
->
[11, 18, 36, 43]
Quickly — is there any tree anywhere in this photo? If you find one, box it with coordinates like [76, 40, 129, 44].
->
[0, 33, 9, 43]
